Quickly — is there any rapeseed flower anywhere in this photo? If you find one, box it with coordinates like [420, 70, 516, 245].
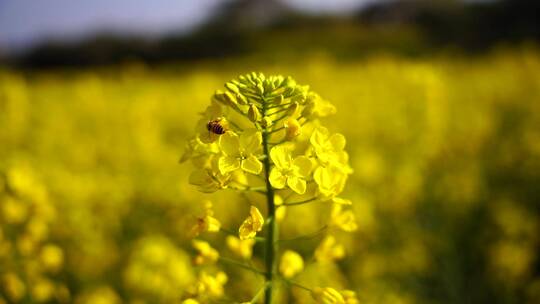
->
[315, 235, 345, 262]
[192, 240, 219, 265]
[314, 166, 348, 198]
[239, 206, 264, 240]
[197, 271, 228, 298]
[189, 159, 232, 193]
[311, 127, 351, 172]
[218, 130, 263, 175]
[269, 145, 312, 194]
[329, 204, 358, 232]
[279, 250, 304, 278]
[226, 236, 255, 259]
[190, 201, 221, 237]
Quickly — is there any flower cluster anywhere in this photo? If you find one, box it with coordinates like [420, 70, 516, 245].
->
[0, 165, 70, 303]
[181, 72, 358, 303]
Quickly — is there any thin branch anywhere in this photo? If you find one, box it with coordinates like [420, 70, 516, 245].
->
[283, 197, 318, 207]
[268, 126, 286, 134]
[281, 277, 313, 292]
[276, 225, 328, 243]
[219, 256, 265, 275]
[220, 227, 236, 236]
[266, 101, 296, 110]
[247, 282, 270, 304]
[228, 185, 267, 194]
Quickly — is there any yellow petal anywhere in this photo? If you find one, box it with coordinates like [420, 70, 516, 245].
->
[240, 129, 262, 154]
[219, 131, 240, 156]
[218, 156, 241, 174]
[269, 169, 287, 189]
[270, 146, 292, 169]
[310, 127, 329, 148]
[249, 206, 265, 231]
[239, 223, 256, 240]
[292, 156, 312, 177]
[241, 155, 263, 174]
[287, 176, 306, 194]
[329, 133, 346, 150]
[189, 170, 212, 186]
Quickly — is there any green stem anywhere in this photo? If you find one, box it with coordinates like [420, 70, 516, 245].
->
[261, 96, 277, 304]
[282, 277, 313, 292]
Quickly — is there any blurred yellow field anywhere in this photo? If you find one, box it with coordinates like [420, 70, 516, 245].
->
[1, 48, 540, 303]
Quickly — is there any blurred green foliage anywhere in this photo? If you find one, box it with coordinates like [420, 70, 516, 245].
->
[1, 47, 540, 303]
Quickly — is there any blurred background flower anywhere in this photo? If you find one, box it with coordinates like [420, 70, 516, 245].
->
[1, 0, 540, 303]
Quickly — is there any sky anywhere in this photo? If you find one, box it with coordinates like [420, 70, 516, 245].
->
[0, 0, 375, 52]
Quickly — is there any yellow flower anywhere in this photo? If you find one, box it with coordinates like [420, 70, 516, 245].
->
[279, 250, 304, 278]
[314, 166, 348, 198]
[190, 201, 221, 237]
[302, 92, 336, 118]
[269, 146, 312, 194]
[180, 136, 219, 168]
[189, 159, 231, 193]
[192, 240, 219, 265]
[311, 287, 345, 304]
[310, 127, 351, 172]
[314, 235, 345, 262]
[182, 299, 200, 304]
[329, 204, 358, 232]
[239, 206, 264, 240]
[218, 130, 263, 175]
[196, 271, 228, 298]
[226, 236, 255, 259]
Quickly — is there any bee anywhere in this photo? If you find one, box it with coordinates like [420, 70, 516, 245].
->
[206, 118, 227, 135]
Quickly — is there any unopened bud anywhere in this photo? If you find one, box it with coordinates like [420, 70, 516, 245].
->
[225, 82, 240, 94]
[248, 104, 261, 122]
[287, 102, 300, 117]
[256, 82, 264, 95]
[261, 117, 273, 128]
[301, 101, 315, 118]
[236, 93, 248, 105]
[284, 118, 301, 140]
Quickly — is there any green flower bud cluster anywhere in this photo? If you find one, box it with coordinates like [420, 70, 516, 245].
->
[180, 72, 358, 304]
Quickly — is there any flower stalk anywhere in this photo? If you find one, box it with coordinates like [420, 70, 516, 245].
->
[261, 96, 277, 304]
